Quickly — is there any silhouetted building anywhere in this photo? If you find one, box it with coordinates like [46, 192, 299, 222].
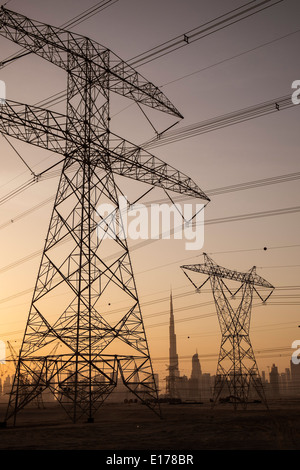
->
[290, 360, 300, 396]
[189, 352, 202, 401]
[164, 295, 214, 402]
[269, 363, 280, 397]
[191, 352, 201, 380]
[2, 375, 11, 402]
[166, 291, 180, 398]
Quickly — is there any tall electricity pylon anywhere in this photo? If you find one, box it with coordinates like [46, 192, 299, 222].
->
[181, 254, 274, 409]
[0, 8, 209, 424]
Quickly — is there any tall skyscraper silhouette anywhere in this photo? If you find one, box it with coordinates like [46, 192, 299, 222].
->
[189, 352, 202, 401]
[191, 352, 202, 381]
[167, 291, 179, 398]
[269, 364, 280, 398]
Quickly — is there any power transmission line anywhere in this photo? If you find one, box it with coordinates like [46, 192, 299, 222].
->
[1, 280, 299, 349]
[2, 134, 36, 176]
[201, 205, 300, 227]
[143, 94, 297, 149]
[1, 200, 300, 277]
[0, 178, 36, 207]
[1, 298, 296, 341]
[0, 195, 54, 230]
[160, 27, 300, 88]
[0, 0, 13, 6]
[126, 0, 285, 68]
[205, 172, 300, 197]
[207, 245, 300, 256]
[62, 0, 119, 28]
[1, 223, 300, 303]
[1, 161, 300, 231]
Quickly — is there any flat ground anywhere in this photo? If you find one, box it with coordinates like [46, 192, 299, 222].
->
[0, 400, 299, 451]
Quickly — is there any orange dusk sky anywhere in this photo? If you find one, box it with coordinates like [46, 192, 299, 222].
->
[0, 0, 299, 385]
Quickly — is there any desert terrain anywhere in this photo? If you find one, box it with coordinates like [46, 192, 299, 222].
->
[0, 399, 299, 451]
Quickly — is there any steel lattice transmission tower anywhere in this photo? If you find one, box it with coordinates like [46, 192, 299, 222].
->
[181, 254, 274, 409]
[0, 7, 209, 424]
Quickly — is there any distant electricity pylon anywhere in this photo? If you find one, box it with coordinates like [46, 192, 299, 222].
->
[0, 7, 209, 424]
[181, 254, 274, 409]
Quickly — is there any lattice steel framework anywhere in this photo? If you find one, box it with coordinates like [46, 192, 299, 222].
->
[0, 7, 209, 424]
[181, 254, 274, 409]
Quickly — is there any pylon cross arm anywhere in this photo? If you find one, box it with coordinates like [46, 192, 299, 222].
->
[0, 6, 182, 118]
[0, 99, 69, 153]
[181, 262, 274, 289]
[0, 99, 209, 200]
